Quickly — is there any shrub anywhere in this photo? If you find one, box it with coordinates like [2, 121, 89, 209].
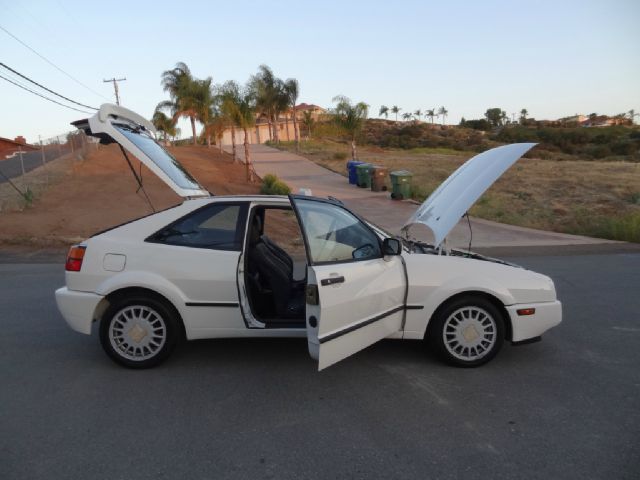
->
[332, 151, 347, 160]
[260, 174, 291, 195]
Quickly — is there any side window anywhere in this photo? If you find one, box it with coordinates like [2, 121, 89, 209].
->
[148, 203, 247, 250]
[295, 199, 381, 264]
[262, 208, 307, 261]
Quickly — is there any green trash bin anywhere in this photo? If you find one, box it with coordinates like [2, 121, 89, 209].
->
[390, 170, 413, 200]
[356, 163, 372, 188]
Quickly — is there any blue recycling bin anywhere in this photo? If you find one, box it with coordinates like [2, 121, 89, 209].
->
[347, 160, 365, 185]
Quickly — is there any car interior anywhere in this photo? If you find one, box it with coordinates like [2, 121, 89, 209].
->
[244, 207, 308, 328]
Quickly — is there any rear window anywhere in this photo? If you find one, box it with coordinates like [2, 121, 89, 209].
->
[114, 123, 203, 191]
[147, 203, 248, 251]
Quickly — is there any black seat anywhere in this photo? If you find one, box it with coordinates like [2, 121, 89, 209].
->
[247, 215, 304, 320]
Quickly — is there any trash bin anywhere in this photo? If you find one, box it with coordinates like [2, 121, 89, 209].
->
[356, 163, 372, 188]
[390, 170, 413, 200]
[347, 160, 365, 185]
[370, 165, 388, 192]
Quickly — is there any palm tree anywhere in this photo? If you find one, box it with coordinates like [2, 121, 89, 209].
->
[426, 109, 436, 125]
[414, 109, 422, 121]
[379, 105, 389, 119]
[629, 109, 638, 124]
[249, 64, 283, 143]
[332, 95, 369, 160]
[402, 112, 412, 121]
[301, 110, 315, 139]
[159, 64, 215, 146]
[520, 108, 528, 124]
[151, 110, 177, 145]
[438, 106, 448, 125]
[284, 78, 300, 151]
[391, 105, 401, 122]
[219, 81, 241, 162]
[232, 87, 258, 182]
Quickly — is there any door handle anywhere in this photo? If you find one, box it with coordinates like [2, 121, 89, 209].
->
[321, 276, 345, 286]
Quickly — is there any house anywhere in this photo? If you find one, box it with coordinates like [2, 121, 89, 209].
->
[293, 103, 326, 121]
[0, 136, 37, 159]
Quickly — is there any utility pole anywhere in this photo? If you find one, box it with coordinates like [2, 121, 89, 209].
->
[103, 77, 126, 105]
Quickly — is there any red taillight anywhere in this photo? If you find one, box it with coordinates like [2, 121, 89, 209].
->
[65, 245, 86, 272]
[516, 308, 536, 316]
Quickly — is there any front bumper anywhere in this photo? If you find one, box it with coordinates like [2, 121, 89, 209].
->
[506, 300, 562, 342]
[55, 287, 104, 335]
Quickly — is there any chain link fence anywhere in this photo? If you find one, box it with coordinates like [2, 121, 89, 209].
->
[0, 130, 99, 210]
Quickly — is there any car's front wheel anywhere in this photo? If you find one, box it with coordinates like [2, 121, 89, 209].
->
[99, 295, 180, 369]
[428, 296, 505, 367]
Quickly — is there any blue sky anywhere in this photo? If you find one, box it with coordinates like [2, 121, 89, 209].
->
[1, 0, 638, 141]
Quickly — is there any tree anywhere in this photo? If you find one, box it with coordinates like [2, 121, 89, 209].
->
[426, 109, 436, 125]
[484, 107, 505, 127]
[219, 81, 241, 162]
[628, 109, 638, 124]
[414, 109, 422, 121]
[391, 105, 401, 122]
[301, 110, 315, 139]
[379, 105, 389, 118]
[284, 78, 300, 151]
[249, 64, 284, 143]
[158, 62, 213, 145]
[151, 110, 177, 145]
[438, 106, 448, 125]
[332, 95, 369, 160]
[520, 108, 528, 124]
[402, 112, 412, 121]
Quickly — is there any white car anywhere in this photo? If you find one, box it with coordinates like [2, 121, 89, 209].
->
[55, 104, 562, 370]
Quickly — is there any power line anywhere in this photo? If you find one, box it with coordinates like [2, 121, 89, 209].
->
[0, 73, 93, 114]
[0, 23, 110, 101]
[0, 62, 98, 110]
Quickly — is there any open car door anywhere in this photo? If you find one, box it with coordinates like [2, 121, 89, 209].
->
[290, 196, 407, 370]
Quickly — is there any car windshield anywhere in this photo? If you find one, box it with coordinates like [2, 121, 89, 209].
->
[113, 123, 203, 191]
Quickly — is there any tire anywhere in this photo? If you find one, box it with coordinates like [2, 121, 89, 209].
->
[428, 296, 505, 367]
[99, 294, 180, 369]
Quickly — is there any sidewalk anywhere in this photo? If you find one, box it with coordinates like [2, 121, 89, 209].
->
[226, 144, 618, 248]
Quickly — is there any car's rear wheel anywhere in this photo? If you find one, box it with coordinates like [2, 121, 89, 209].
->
[99, 295, 180, 369]
[428, 296, 505, 367]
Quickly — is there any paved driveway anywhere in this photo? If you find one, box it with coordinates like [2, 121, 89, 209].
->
[1, 253, 638, 479]
[228, 144, 617, 249]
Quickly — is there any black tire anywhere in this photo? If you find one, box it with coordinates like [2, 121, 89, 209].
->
[427, 296, 505, 367]
[99, 294, 180, 369]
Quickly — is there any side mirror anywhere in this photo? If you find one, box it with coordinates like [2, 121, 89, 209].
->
[382, 237, 402, 256]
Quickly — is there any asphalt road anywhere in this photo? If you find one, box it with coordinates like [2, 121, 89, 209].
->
[1, 253, 639, 479]
[0, 149, 61, 182]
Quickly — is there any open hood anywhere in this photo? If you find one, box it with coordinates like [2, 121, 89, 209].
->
[402, 143, 536, 247]
[72, 104, 210, 199]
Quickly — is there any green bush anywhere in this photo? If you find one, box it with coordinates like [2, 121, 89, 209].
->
[260, 174, 291, 195]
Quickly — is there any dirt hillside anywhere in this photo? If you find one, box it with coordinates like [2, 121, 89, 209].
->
[0, 145, 259, 247]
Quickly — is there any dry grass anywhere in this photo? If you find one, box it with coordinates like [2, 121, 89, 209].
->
[277, 140, 640, 242]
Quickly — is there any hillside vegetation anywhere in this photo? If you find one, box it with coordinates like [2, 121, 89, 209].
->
[275, 128, 640, 242]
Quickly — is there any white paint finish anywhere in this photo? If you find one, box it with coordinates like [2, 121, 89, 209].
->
[87, 104, 210, 198]
[506, 301, 562, 341]
[103, 254, 126, 272]
[403, 143, 537, 247]
[308, 256, 406, 370]
[55, 287, 103, 335]
[56, 194, 561, 367]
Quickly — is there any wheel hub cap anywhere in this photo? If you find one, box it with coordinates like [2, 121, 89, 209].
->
[443, 306, 497, 361]
[109, 305, 166, 361]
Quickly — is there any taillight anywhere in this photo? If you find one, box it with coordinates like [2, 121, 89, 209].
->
[65, 245, 86, 272]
